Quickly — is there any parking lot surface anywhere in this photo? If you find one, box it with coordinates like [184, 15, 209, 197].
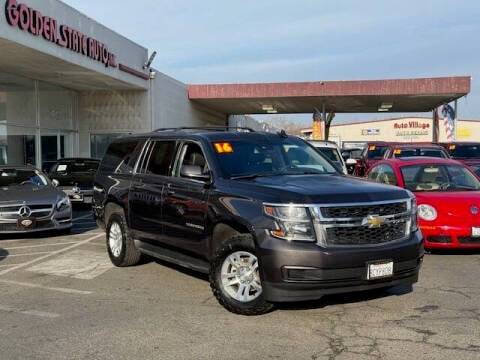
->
[0, 209, 479, 360]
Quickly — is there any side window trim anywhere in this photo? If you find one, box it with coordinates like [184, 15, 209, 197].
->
[133, 139, 152, 175]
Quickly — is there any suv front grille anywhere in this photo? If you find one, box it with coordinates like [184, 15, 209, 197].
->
[315, 200, 411, 247]
[321, 202, 408, 219]
[326, 222, 407, 246]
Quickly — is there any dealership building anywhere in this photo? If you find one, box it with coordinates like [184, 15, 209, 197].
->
[0, 0, 472, 168]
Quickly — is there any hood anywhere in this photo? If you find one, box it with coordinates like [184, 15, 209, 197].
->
[229, 174, 410, 204]
[0, 185, 63, 205]
[416, 191, 480, 226]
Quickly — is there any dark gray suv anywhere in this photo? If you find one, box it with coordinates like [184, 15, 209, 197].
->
[93, 128, 423, 315]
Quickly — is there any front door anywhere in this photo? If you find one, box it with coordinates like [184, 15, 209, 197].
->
[162, 142, 210, 256]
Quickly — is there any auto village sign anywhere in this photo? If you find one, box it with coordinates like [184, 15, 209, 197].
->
[4, 0, 117, 68]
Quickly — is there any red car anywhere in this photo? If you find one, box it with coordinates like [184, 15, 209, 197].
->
[383, 143, 450, 160]
[442, 142, 480, 175]
[367, 157, 480, 250]
[353, 142, 391, 177]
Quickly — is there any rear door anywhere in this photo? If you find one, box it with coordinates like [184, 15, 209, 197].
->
[161, 141, 211, 256]
[129, 140, 177, 242]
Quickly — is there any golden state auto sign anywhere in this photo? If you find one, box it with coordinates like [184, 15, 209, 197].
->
[393, 120, 431, 138]
[4, 0, 117, 68]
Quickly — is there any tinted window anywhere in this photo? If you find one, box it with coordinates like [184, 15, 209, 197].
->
[392, 148, 447, 159]
[100, 140, 139, 174]
[400, 165, 480, 192]
[449, 145, 480, 159]
[145, 141, 176, 176]
[366, 146, 388, 160]
[52, 161, 99, 174]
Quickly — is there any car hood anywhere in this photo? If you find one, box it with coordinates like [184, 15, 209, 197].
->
[230, 174, 410, 204]
[416, 191, 480, 225]
[0, 185, 63, 205]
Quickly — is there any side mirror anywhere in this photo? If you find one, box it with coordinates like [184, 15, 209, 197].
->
[180, 165, 211, 182]
[52, 179, 60, 187]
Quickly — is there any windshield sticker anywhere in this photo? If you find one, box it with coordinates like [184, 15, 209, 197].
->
[394, 149, 402, 155]
[424, 167, 439, 173]
[57, 165, 68, 172]
[214, 142, 234, 154]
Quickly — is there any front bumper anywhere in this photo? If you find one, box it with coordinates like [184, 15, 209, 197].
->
[422, 225, 480, 249]
[257, 230, 423, 302]
[0, 211, 72, 235]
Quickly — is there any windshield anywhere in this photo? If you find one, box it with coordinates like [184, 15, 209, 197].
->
[0, 169, 49, 188]
[393, 148, 447, 159]
[315, 147, 342, 164]
[400, 164, 480, 192]
[213, 138, 338, 178]
[449, 145, 480, 159]
[51, 161, 99, 174]
[366, 146, 388, 160]
[472, 165, 480, 177]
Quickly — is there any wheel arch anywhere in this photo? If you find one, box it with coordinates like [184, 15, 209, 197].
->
[209, 221, 256, 260]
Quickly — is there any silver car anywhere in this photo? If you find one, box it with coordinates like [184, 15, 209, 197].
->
[0, 166, 72, 234]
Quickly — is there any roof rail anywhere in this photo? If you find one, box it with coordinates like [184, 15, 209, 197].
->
[153, 126, 256, 133]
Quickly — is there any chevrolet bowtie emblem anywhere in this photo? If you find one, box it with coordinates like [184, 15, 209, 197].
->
[363, 215, 386, 229]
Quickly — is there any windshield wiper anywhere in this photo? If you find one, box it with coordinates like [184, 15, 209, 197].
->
[230, 173, 274, 180]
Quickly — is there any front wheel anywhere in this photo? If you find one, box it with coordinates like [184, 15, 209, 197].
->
[106, 213, 141, 267]
[209, 234, 273, 316]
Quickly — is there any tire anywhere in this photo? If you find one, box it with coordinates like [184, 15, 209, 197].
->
[209, 234, 274, 316]
[106, 213, 141, 267]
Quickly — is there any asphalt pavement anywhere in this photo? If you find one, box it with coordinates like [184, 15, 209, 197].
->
[0, 209, 479, 360]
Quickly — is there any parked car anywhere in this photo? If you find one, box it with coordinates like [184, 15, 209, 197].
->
[93, 128, 423, 315]
[341, 148, 364, 174]
[309, 140, 347, 174]
[442, 142, 480, 171]
[367, 157, 480, 250]
[48, 158, 100, 205]
[0, 166, 72, 234]
[353, 142, 391, 177]
[383, 143, 449, 160]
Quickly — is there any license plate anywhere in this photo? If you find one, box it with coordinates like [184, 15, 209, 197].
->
[367, 261, 394, 280]
[472, 227, 480, 237]
[73, 194, 82, 200]
[17, 218, 36, 229]
[84, 197, 92, 204]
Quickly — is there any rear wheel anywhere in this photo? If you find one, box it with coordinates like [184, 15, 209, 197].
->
[106, 213, 141, 267]
[210, 234, 273, 315]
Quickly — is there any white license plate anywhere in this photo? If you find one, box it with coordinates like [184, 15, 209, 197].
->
[472, 227, 480, 237]
[367, 262, 394, 280]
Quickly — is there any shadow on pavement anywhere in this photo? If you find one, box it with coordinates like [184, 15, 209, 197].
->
[0, 248, 9, 262]
[276, 284, 413, 311]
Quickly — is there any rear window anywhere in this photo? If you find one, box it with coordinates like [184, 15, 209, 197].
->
[366, 146, 388, 160]
[393, 148, 447, 159]
[52, 161, 99, 174]
[449, 145, 480, 159]
[99, 140, 139, 174]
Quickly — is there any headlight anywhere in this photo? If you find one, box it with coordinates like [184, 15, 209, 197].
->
[418, 204, 437, 221]
[264, 205, 316, 242]
[410, 197, 418, 231]
[56, 195, 71, 211]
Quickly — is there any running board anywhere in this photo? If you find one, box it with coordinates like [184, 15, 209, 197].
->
[135, 240, 210, 274]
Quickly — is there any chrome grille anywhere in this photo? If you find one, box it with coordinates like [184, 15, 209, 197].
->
[0, 204, 54, 220]
[313, 200, 412, 247]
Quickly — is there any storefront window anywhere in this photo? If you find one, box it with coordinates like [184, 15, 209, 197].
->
[90, 133, 124, 159]
[0, 125, 36, 166]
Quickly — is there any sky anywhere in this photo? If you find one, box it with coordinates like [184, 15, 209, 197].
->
[64, 0, 480, 125]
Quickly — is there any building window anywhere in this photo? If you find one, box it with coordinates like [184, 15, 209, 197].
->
[90, 134, 125, 160]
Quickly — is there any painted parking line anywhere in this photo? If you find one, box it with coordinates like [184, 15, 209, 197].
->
[0, 279, 92, 295]
[28, 249, 113, 280]
[4, 242, 78, 251]
[0, 233, 103, 276]
[0, 305, 59, 319]
[0, 251, 56, 259]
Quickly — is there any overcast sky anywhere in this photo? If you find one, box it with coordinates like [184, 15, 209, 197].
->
[64, 0, 480, 123]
